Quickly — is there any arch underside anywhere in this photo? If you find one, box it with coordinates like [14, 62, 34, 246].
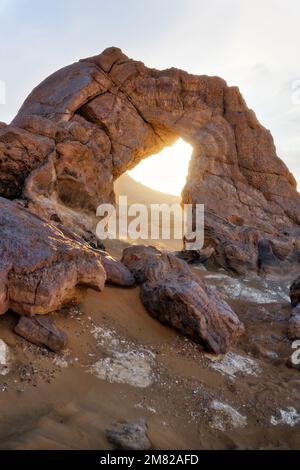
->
[1, 47, 300, 274]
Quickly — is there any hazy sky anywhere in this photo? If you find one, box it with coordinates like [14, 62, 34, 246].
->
[1, 0, 300, 194]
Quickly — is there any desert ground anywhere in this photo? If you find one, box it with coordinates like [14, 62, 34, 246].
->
[0, 176, 299, 450]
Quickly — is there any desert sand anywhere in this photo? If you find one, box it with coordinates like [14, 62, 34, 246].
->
[0, 177, 299, 450]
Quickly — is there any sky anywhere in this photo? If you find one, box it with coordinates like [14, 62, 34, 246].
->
[0, 0, 300, 195]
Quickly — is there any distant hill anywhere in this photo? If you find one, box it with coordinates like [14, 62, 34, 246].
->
[114, 173, 180, 206]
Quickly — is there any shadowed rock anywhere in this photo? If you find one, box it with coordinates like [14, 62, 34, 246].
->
[0, 197, 106, 315]
[122, 245, 244, 354]
[287, 306, 300, 340]
[106, 419, 151, 450]
[290, 276, 300, 307]
[0, 47, 299, 274]
[288, 277, 300, 339]
[176, 246, 215, 265]
[14, 315, 68, 352]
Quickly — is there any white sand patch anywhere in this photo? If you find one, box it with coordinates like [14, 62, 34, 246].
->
[271, 408, 300, 427]
[53, 356, 68, 368]
[89, 350, 153, 388]
[210, 400, 247, 431]
[204, 273, 290, 304]
[89, 325, 155, 388]
[0, 339, 10, 376]
[91, 326, 121, 350]
[209, 352, 261, 379]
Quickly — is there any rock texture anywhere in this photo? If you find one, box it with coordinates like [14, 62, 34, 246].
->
[0, 47, 299, 273]
[122, 245, 244, 353]
[289, 277, 300, 339]
[106, 419, 151, 450]
[100, 252, 135, 286]
[0, 196, 106, 315]
[290, 276, 300, 307]
[14, 315, 68, 351]
[287, 306, 300, 340]
[50, 223, 135, 287]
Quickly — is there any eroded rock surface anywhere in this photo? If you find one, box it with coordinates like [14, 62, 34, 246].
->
[0, 197, 106, 315]
[0, 47, 299, 273]
[122, 245, 244, 354]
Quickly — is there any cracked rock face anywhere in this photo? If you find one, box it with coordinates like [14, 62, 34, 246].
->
[0, 197, 106, 315]
[122, 245, 244, 354]
[1, 47, 300, 273]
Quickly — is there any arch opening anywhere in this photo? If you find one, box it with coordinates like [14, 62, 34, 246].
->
[113, 138, 193, 251]
[127, 138, 193, 197]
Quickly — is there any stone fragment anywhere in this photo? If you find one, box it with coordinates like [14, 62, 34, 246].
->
[106, 419, 151, 450]
[14, 315, 68, 352]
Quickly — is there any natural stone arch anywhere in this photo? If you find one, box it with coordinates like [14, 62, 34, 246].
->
[1, 47, 300, 274]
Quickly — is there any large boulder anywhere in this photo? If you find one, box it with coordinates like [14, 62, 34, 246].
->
[0, 197, 106, 315]
[122, 245, 244, 354]
[0, 47, 299, 274]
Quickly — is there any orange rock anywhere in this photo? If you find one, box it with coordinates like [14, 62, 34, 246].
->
[0, 47, 299, 273]
[0, 197, 106, 315]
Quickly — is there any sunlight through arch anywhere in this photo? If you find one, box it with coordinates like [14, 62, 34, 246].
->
[128, 138, 193, 196]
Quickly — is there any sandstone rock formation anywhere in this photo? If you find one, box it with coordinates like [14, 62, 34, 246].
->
[14, 315, 68, 352]
[122, 245, 244, 353]
[0, 196, 106, 315]
[0, 47, 299, 274]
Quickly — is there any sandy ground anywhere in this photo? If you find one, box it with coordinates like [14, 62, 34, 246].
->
[0, 238, 299, 449]
[0, 178, 299, 449]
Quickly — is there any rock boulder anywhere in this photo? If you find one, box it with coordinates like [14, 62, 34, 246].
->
[0, 197, 106, 315]
[14, 315, 68, 351]
[122, 245, 244, 354]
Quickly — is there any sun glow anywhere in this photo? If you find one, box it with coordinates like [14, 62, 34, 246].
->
[128, 138, 193, 196]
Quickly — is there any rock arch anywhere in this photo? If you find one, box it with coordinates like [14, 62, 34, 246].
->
[1, 47, 300, 274]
